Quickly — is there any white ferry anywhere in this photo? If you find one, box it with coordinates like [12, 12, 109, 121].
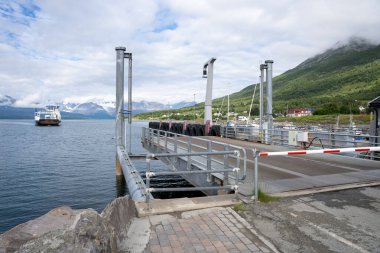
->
[34, 105, 61, 126]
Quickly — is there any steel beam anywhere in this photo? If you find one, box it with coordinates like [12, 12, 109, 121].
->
[203, 58, 217, 125]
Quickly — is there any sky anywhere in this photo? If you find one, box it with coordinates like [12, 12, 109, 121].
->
[1, 0, 380, 107]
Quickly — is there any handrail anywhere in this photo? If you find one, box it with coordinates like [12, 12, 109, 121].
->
[145, 152, 240, 210]
[142, 127, 247, 180]
[146, 150, 238, 158]
[220, 126, 379, 160]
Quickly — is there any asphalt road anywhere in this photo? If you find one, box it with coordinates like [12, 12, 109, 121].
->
[165, 136, 380, 195]
[239, 186, 380, 253]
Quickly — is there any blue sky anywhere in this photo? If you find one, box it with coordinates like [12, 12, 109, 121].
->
[1, 0, 380, 107]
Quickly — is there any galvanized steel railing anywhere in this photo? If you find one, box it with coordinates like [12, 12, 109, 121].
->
[144, 151, 240, 210]
[221, 126, 380, 160]
[142, 127, 247, 181]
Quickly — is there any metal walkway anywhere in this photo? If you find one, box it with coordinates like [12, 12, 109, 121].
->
[204, 136, 380, 195]
[142, 128, 380, 197]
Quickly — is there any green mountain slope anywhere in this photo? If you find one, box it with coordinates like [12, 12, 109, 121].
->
[136, 38, 380, 120]
[273, 38, 380, 110]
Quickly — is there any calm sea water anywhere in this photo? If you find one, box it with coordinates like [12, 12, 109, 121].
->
[0, 120, 155, 233]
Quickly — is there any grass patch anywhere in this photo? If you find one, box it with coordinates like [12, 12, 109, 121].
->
[232, 203, 248, 212]
[258, 189, 280, 203]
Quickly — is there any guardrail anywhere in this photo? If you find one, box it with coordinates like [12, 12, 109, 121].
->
[144, 151, 240, 210]
[142, 127, 247, 181]
[221, 126, 380, 160]
[251, 146, 380, 201]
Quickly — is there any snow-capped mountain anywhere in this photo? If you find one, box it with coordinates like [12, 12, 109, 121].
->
[97, 101, 116, 115]
[0, 95, 16, 106]
[132, 100, 196, 112]
[60, 102, 107, 114]
[60, 100, 196, 116]
[171, 101, 197, 109]
[0, 94, 195, 119]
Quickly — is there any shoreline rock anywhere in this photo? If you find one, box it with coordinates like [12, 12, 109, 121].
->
[0, 196, 136, 253]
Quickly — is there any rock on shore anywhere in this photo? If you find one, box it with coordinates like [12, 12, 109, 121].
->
[0, 196, 136, 253]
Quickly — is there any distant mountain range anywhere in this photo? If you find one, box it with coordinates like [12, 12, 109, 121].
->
[0, 95, 195, 119]
[0, 95, 16, 106]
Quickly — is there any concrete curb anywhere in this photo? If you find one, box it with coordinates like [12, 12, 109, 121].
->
[271, 181, 380, 198]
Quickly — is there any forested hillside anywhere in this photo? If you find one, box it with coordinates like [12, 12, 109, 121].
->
[136, 38, 380, 120]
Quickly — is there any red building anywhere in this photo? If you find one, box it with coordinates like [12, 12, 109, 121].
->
[287, 108, 315, 117]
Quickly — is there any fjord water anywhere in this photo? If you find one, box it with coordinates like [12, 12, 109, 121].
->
[0, 120, 149, 233]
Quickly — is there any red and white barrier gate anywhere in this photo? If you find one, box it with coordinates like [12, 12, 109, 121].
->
[252, 146, 380, 202]
[259, 147, 380, 157]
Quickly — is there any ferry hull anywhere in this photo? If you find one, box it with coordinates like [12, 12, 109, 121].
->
[35, 119, 61, 126]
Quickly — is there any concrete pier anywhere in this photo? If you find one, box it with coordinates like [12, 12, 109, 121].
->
[145, 131, 380, 197]
[109, 48, 380, 252]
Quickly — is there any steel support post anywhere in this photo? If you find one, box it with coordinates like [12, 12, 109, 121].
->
[281, 130, 284, 146]
[127, 54, 132, 154]
[235, 152, 240, 180]
[115, 47, 126, 176]
[240, 149, 247, 181]
[224, 145, 229, 187]
[174, 133, 178, 151]
[331, 132, 336, 147]
[145, 158, 152, 210]
[260, 64, 267, 143]
[115, 47, 126, 148]
[156, 130, 160, 152]
[234, 168, 239, 201]
[207, 141, 212, 182]
[253, 148, 259, 202]
[265, 60, 274, 144]
[149, 129, 153, 147]
[203, 58, 217, 125]
[165, 131, 168, 152]
[187, 136, 192, 170]
[153, 130, 157, 150]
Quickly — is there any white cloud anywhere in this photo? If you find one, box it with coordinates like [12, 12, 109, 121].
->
[62, 95, 115, 104]
[14, 92, 44, 107]
[1, 0, 380, 105]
